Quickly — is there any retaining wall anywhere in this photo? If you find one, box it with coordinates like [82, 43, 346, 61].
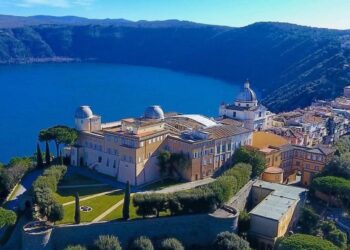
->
[51, 213, 236, 249]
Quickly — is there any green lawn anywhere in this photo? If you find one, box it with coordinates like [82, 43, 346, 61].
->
[53, 186, 113, 204]
[102, 196, 170, 222]
[57, 191, 124, 224]
[59, 173, 101, 186]
[142, 179, 182, 191]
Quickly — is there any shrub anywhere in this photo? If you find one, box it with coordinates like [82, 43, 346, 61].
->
[32, 165, 67, 221]
[213, 231, 250, 250]
[133, 163, 252, 217]
[276, 233, 339, 250]
[129, 236, 154, 250]
[47, 201, 64, 222]
[232, 147, 266, 178]
[159, 238, 184, 250]
[94, 235, 122, 250]
[238, 210, 250, 235]
[0, 207, 17, 228]
[64, 245, 87, 250]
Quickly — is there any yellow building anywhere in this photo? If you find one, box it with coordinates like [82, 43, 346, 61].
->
[249, 131, 289, 169]
[250, 181, 307, 250]
[70, 105, 253, 186]
[262, 167, 283, 183]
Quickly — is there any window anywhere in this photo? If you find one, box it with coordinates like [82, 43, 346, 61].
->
[140, 141, 144, 147]
[216, 145, 221, 154]
[233, 112, 236, 117]
[98, 156, 102, 163]
[209, 158, 213, 164]
[222, 144, 226, 152]
[228, 143, 231, 151]
[113, 160, 116, 168]
[259, 112, 262, 117]
[148, 140, 151, 144]
[296, 161, 300, 166]
[106, 159, 109, 167]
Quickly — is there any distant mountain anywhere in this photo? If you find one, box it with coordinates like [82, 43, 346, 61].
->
[0, 15, 349, 112]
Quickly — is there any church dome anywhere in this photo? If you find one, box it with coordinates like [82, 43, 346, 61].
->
[144, 105, 165, 120]
[235, 80, 257, 103]
[75, 106, 93, 119]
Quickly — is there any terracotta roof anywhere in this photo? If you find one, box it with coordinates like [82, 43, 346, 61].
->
[203, 125, 251, 139]
[264, 167, 283, 174]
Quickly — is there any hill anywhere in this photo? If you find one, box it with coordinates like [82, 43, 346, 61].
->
[0, 15, 349, 112]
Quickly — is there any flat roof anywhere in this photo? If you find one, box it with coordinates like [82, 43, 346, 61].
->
[250, 180, 307, 221]
[173, 114, 217, 128]
[253, 180, 306, 200]
[250, 194, 297, 221]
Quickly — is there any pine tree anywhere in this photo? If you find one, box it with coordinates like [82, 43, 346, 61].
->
[122, 181, 130, 220]
[36, 143, 44, 168]
[74, 192, 80, 224]
[45, 141, 51, 166]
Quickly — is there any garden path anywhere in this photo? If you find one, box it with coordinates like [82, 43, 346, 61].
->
[62, 189, 121, 206]
[92, 199, 124, 222]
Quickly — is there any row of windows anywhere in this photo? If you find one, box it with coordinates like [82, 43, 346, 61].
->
[193, 148, 214, 158]
[282, 150, 324, 162]
[147, 135, 164, 145]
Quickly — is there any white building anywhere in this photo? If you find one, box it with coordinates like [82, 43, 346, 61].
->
[219, 80, 273, 131]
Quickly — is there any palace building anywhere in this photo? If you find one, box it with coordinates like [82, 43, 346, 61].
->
[219, 80, 274, 131]
[69, 105, 253, 186]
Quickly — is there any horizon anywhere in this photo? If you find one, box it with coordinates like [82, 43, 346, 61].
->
[1, 0, 350, 30]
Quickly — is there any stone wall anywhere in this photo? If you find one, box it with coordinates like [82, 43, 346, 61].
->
[51, 213, 236, 249]
[228, 180, 254, 211]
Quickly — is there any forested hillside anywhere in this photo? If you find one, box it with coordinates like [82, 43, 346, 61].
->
[0, 15, 349, 112]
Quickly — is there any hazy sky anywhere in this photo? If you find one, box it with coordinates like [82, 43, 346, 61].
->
[1, 0, 350, 29]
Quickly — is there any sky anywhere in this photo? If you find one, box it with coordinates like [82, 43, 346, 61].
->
[1, 0, 350, 29]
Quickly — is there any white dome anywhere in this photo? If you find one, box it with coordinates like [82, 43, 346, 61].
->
[144, 105, 165, 120]
[75, 106, 93, 119]
[235, 80, 257, 103]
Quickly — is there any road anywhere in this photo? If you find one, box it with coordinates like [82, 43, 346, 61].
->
[5, 169, 43, 211]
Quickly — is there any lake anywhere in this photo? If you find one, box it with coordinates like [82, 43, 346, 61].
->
[0, 63, 240, 163]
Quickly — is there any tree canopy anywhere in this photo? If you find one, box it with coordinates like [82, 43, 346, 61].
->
[157, 151, 190, 179]
[0, 207, 17, 228]
[276, 234, 339, 250]
[213, 231, 251, 250]
[232, 147, 266, 178]
[39, 125, 78, 157]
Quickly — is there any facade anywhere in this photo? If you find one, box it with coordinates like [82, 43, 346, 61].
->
[249, 181, 307, 250]
[70, 105, 252, 186]
[280, 144, 335, 186]
[248, 131, 289, 169]
[219, 80, 273, 131]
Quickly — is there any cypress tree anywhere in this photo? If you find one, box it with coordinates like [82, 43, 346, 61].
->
[36, 143, 44, 168]
[74, 192, 80, 224]
[45, 141, 51, 166]
[122, 181, 130, 220]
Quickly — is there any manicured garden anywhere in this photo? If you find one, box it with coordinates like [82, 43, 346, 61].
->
[59, 173, 101, 186]
[53, 186, 113, 204]
[58, 190, 124, 224]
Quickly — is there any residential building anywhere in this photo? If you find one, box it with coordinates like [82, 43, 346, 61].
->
[280, 144, 335, 186]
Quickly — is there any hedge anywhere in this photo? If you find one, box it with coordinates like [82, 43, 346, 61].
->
[32, 165, 67, 222]
[133, 163, 252, 217]
[0, 207, 17, 228]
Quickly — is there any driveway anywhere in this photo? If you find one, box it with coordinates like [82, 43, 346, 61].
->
[5, 169, 43, 210]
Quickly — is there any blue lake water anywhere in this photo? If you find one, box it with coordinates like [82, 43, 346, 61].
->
[0, 63, 240, 163]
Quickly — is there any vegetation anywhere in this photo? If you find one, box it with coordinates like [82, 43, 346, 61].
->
[212, 231, 250, 250]
[276, 234, 339, 250]
[45, 141, 51, 166]
[64, 245, 87, 250]
[0, 208, 17, 228]
[320, 221, 348, 249]
[32, 165, 67, 222]
[133, 163, 252, 217]
[0, 156, 35, 200]
[323, 153, 350, 179]
[74, 192, 80, 224]
[123, 181, 130, 220]
[39, 125, 78, 157]
[157, 151, 190, 179]
[159, 238, 184, 250]
[232, 147, 266, 178]
[94, 235, 121, 250]
[238, 210, 250, 236]
[53, 186, 112, 204]
[36, 143, 44, 168]
[298, 207, 320, 234]
[311, 176, 350, 209]
[58, 191, 124, 224]
[129, 236, 154, 250]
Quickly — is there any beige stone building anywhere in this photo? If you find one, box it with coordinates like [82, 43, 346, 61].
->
[70, 105, 252, 186]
